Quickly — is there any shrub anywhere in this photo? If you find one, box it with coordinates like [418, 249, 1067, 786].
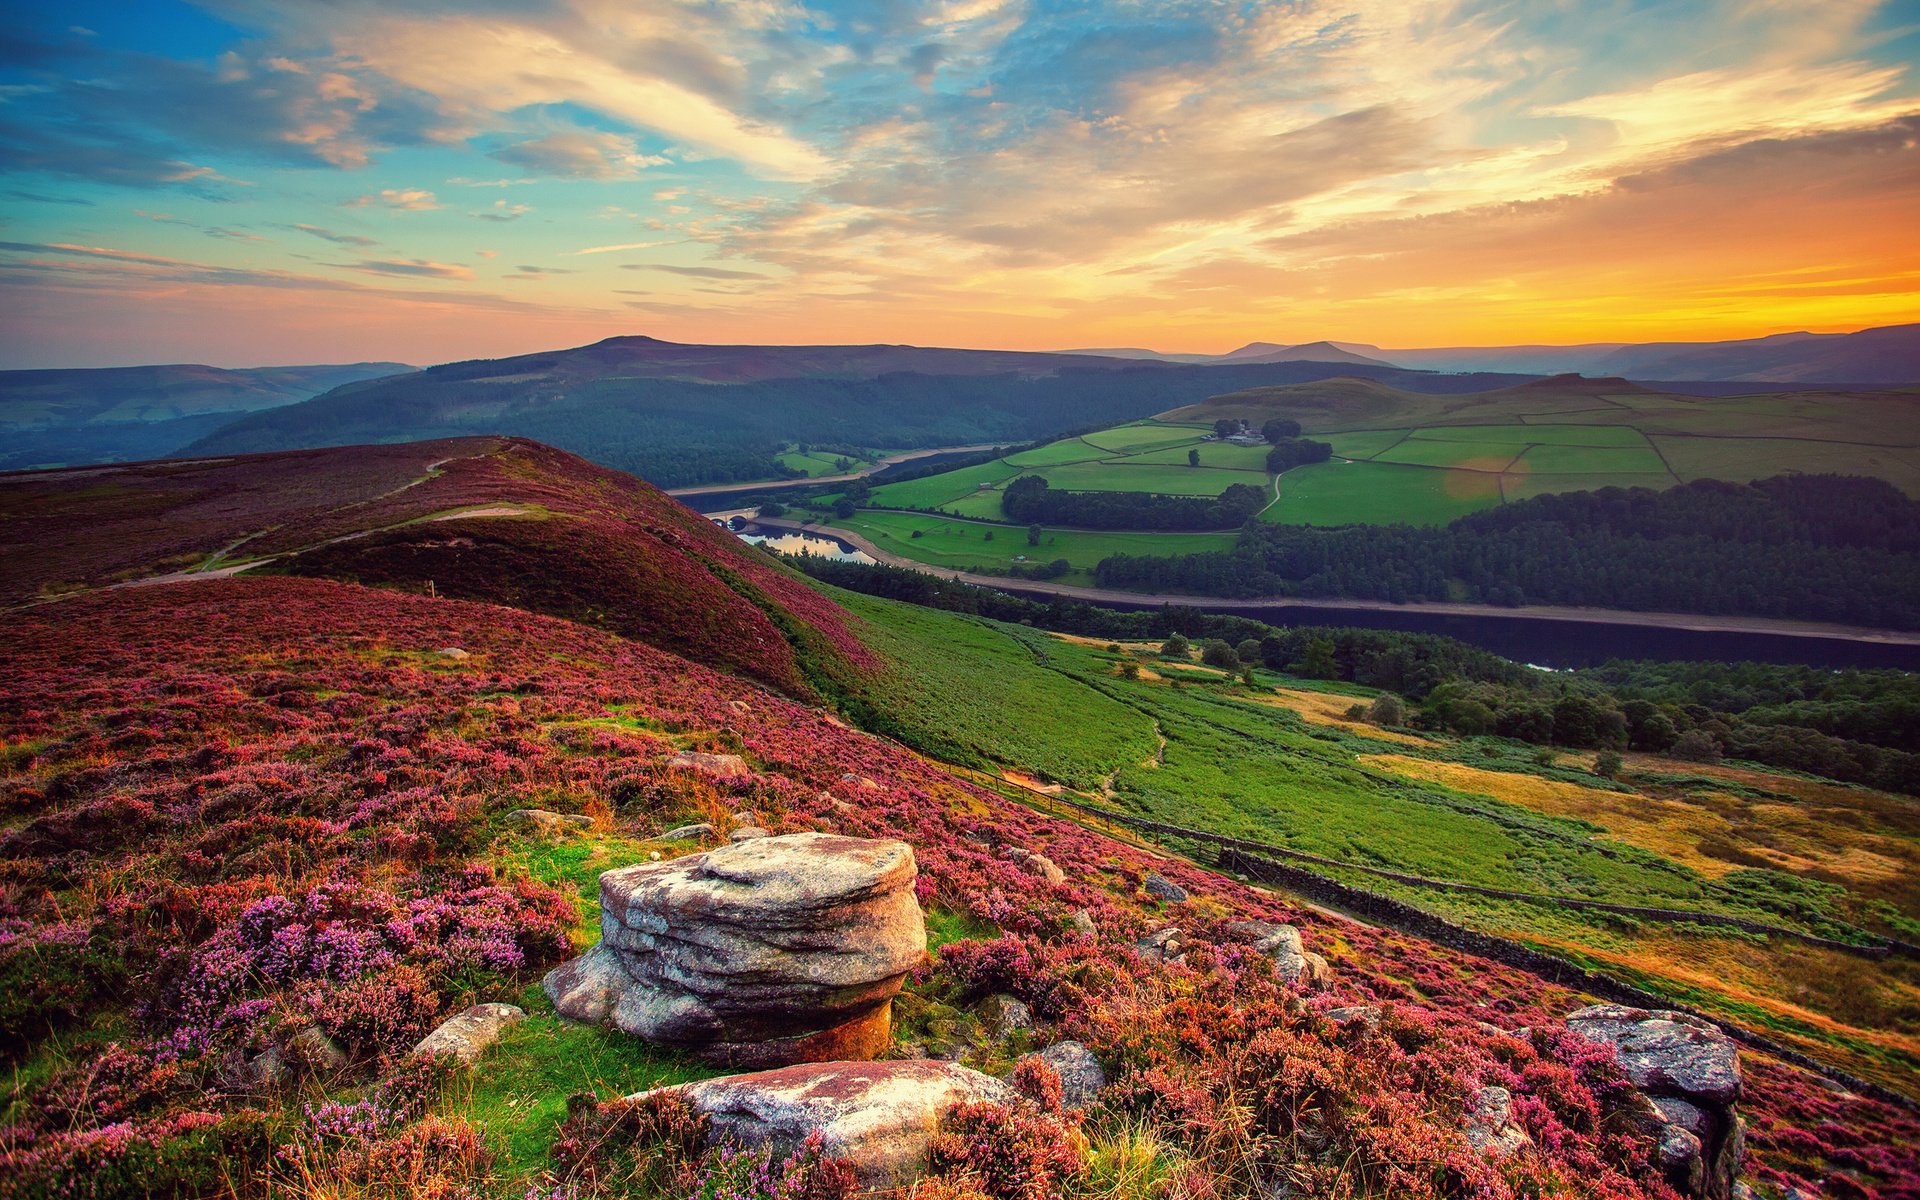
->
[928, 1101, 1083, 1200]
[1160, 634, 1189, 658]
[1673, 729, 1723, 762]
[1366, 694, 1407, 726]
[1593, 749, 1623, 778]
[1199, 640, 1238, 670]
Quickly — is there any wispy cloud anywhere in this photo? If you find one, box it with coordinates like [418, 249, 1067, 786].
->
[291, 223, 377, 247]
[564, 240, 672, 256]
[623, 263, 768, 280]
[346, 188, 440, 211]
[337, 257, 473, 279]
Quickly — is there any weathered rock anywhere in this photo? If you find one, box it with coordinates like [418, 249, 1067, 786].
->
[1463, 1085, 1532, 1157]
[1565, 1004, 1744, 1200]
[1228, 920, 1331, 989]
[1068, 908, 1097, 936]
[216, 1044, 287, 1093]
[658, 822, 715, 841]
[412, 1002, 526, 1064]
[434, 647, 470, 660]
[1133, 925, 1188, 965]
[668, 751, 750, 777]
[977, 994, 1032, 1039]
[1023, 1040, 1107, 1109]
[1321, 1004, 1382, 1030]
[507, 808, 593, 834]
[647, 1060, 1014, 1190]
[1001, 846, 1065, 886]
[1142, 872, 1187, 902]
[729, 700, 751, 714]
[545, 832, 927, 1067]
[731, 810, 762, 829]
[730, 825, 771, 842]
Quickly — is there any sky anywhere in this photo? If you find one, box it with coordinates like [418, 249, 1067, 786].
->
[1, 0, 1917, 368]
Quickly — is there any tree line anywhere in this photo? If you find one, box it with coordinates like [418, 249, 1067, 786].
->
[999, 475, 1270, 531]
[1093, 474, 1920, 628]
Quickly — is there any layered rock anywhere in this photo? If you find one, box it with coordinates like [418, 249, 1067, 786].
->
[1228, 920, 1331, 989]
[1566, 1004, 1744, 1200]
[646, 1059, 1014, 1190]
[544, 832, 926, 1067]
[412, 1002, 526, 1064]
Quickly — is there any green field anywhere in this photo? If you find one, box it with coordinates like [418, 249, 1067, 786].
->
[1265, 459, 1508, 525]
[1117, 441, 1275, 469]
[831, 508, 1238, 577]
[1025, 461, 1256, 496]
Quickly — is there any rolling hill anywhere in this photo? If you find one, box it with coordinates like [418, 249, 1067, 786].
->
[0, 360, 413, 471]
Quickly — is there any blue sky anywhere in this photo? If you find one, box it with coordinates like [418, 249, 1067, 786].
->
[1, 0, 1917, 366]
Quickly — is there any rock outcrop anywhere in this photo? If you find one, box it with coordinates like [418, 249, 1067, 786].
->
[646, 1060, 1014, 1190]
[1143, 872, 1188, 901]
[544, 832, 927, 1067]
[668, 751, 751, 777]
[1464, 1084, 1532, 1157]
[1023, 1040, 1108, 1110]
[1566, 1004, 1744, 1200]
[1229, 920, 1331, 989]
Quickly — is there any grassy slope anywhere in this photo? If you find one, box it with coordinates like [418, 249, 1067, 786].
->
[836, 594, 1920, 1092]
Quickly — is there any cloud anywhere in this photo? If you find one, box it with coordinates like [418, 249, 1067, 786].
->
[622, 263, 768, 280]
[489, 129, 669, 179]
[504, 263, 576, 279]
[292, 223, 378, 247]
[564, 240, 672, 256]
[347, 188, 440, 210]
[338, 257, 473, 279]
[472, 200, 531, 222]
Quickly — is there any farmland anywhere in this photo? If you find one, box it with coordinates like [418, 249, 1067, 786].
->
[826, 508, 1239, 580]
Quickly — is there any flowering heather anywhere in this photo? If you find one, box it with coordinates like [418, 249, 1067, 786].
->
[1, 579, 1914, 1197]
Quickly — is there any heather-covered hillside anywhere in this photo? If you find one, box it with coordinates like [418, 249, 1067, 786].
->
[4, 580, 1914, 1198]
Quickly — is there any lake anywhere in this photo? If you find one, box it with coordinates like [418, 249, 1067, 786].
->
[711, 512, 874, 564]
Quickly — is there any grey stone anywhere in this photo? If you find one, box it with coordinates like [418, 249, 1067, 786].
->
[977, 994, 1033, 1039]
[412, 1002, 527, 1064]
[1321, 1005, 1382, 1030]
[729, 825, 771, 842]
[1564, 1004, 1741, 1104]
[1229, 920, 1331, 989]
[1142, 872, 1187, 901]
[658, 822, 715, 841]
[644, 1059, 1014, 1190]
[289, 1026, 349, 1073]
[667, 751, 750, 777]
[507, 808, 593, 834]
[1069, 908, 1096, 936]
[434, 647, 470, 660]
[1024, 1040, 1107, 1109]
[1463, 1085, 1532, 1157]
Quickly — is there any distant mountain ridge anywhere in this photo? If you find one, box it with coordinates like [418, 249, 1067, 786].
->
[1063, 322, 1920, 384]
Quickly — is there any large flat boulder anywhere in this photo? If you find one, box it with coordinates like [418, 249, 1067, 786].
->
[545, 832, 927, 1067]
[652, 1059, 1014, 1190]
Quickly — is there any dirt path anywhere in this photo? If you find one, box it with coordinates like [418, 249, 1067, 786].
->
[665, 443, 1007, 497]
[747, 515, 1920, 647]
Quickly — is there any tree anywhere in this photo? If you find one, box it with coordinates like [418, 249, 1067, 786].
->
[1161, 633, 1190, 658]
[983, 530, 994, 541]
[1201, 639, 1239, 669]
[1672, 729, 1723, 762]
[1119, 662, 1141, 680]
[1294, 636, 1337, 679]
[1241, 666, 1258, 686]
[1027, 524, 1042, 547]
[832, 497, 857, 519]
[1261, 417, 1302, 442]
[1236, 638, 1263, 665]
[1214, 418, 1240, 437]
[1593, 749, 1624, 778]
[757, 501, 786, 518]
[1366, 693, 1407, 726]
[1188, 448, 1201, 467]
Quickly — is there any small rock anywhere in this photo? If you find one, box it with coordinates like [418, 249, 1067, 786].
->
[1142, 872, 1187, 902]
[289, 1026, 349, 1073]
[730, 826, 771, 842]
[216, 1044, 287, 1093]
[434, 647, 470, 660]
[668, 751, 750, 777]
[731, 810, 762, 829]
[507, 808, 593, 834]
[647, 1060, 1014, 1191]
[1658, 1125, 1708, 1197]
[412, 1002, 527, 1064]
[1068, 909, 1096, 936]
[1321, 1005, 1382, 1030]
[729, 700, 751, 713]
[1001, 846, 1066, 885]
[658, 822, 716, 841]
[1463, 1085, 1532, 1157]
[977, 994, 1033, 1038]
[1023, 1040, 1107, 1110]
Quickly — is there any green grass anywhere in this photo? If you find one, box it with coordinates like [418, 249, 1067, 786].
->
[1116, 441, 1273, 469]
[465, 981, 717, 1185]
[1266, 460, 1507, 525]
[830, 509, 1239, 575]
[835, 588, 1159, 789]
[1003, 439, 1112, 466]
[1025, 462, 1256, 496]
[1322, 429, 1412, 460]
[775, 450, 871, 477]
[868, 460, 1024, 509]
[1415, 423, 1651, 447]
[1515, 443, 1672, 475]
[1079, 422, 1207, 452]
[1372, 439, 1524, 470]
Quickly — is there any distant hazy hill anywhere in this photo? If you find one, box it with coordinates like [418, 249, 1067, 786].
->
[0, 360, 413, 470]
[187, 335, 1529, 488]
[1073, 323, 1920, 384]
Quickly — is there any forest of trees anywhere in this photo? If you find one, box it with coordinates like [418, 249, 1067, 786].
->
[791, 557, 1920, 794]
[1094, 474, 1920, 628]
[1266, 436, 1334, 473]
[999, 475, 1271, 530]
